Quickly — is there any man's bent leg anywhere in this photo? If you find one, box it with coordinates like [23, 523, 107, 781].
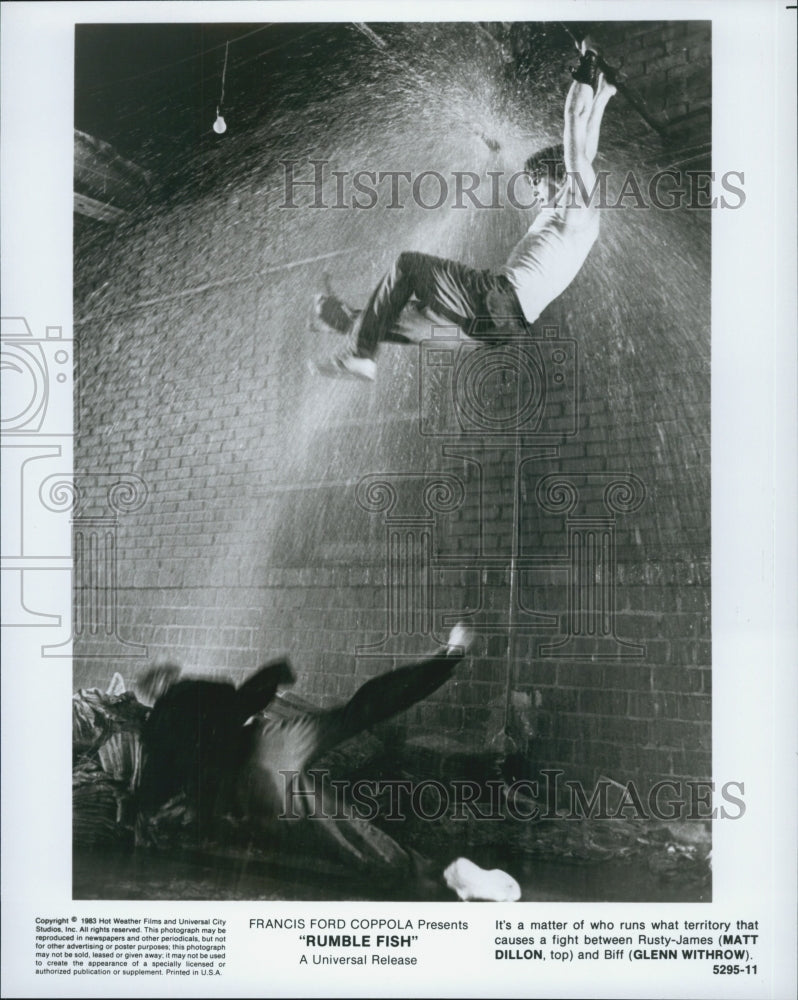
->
[310, 649, 462, 760]
[352, 252, 498, 359]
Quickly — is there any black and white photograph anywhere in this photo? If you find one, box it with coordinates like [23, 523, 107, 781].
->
[68, 14, 716, 904]
[1, 1, 796, 997]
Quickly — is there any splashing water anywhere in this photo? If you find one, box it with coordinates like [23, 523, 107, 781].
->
[75, 23, 709, 682]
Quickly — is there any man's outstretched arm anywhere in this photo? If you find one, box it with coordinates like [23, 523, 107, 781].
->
[563, 43, 616, 210]
[584, 73, 617, 166]
[564, 78, 597, 194]
[563, 77, 597, 208]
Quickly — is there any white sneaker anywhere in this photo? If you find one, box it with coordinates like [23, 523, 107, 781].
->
[309, 353, 377, 382]
[443, 857, 521, 902]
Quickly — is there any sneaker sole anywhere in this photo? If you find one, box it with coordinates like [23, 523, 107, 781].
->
[307, 357, 376, 382]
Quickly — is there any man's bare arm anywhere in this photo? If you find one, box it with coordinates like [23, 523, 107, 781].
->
[563, 79, 598, 211]
[584, 73, 617, 165]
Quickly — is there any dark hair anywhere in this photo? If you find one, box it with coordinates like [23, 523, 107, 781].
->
[524, 143, 566, 184]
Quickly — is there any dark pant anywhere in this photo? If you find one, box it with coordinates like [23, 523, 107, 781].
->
[139, 649, 463, 828]
[308, 646, 461, 759]
[353, 251, 526, 359]
[237, 647, 464, 875]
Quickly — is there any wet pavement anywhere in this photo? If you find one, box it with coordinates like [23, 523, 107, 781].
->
[74, 845, 709, 903]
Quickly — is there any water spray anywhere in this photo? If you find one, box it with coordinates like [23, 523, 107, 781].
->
[349, 22, 503, 154]
[352, 22, 388, 50]
[75, 249, 351, 326]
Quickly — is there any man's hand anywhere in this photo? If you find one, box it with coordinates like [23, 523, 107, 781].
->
[580, 35, 599, 57]
[596, 71, 618, 100]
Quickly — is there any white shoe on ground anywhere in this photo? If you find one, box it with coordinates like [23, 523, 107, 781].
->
[443, 857, 521, 902]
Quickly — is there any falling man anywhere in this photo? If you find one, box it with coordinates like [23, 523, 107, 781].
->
[135, 623, 522, 899]
[311, 41, 617, 381]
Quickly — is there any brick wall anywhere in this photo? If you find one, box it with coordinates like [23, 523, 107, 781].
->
[597, 20, 712, 167]
[73, 19, 712, 793]
[601, 21, 711, 125]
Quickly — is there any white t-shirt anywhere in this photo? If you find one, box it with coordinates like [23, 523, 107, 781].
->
[502, 201, 599, 324]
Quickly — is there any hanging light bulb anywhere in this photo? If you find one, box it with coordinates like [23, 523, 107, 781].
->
[212, 42, 230, 135]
